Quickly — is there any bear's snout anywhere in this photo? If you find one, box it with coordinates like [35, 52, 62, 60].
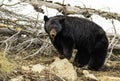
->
[50, 29, 56, 39]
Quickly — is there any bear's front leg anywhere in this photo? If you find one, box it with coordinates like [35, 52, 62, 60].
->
[53, 44, 65, 59]
[62, 47, 73, 59]
[52, 40, 65, 59]
[62, 40, 74, 60]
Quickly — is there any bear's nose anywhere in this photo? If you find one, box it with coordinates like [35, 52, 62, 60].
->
[50, 29, 56, 39]
[51, 33, 55, 38]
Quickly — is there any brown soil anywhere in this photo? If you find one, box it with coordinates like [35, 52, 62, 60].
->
[3, 54, 120, 81]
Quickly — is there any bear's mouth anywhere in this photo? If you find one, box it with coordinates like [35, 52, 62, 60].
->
[50, 28, 56, 40]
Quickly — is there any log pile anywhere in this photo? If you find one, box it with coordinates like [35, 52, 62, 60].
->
[0, 0, 119, 60]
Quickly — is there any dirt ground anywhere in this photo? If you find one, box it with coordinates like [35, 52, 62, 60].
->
[4, 53, 120, 81]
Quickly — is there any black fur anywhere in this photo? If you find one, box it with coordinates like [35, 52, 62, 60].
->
[44, 15, 109, 70]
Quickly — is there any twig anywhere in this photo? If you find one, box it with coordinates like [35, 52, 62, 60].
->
[53, 73, 66, 81]
[23, 38, 50, 59]
[49, 70, 66, 81]
[34, 13, 39, 28]
[3, 31, 21, 56]
[23, 42, 47, 59]
[105, 19, 118, 63]
[62, 0, 65, 5]
[16, 38, 34, 56]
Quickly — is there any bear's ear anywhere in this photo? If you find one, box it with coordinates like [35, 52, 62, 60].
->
[44, 15, 49, 22]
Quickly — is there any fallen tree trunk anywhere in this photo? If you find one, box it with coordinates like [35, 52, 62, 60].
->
[21, 0, 120, 21]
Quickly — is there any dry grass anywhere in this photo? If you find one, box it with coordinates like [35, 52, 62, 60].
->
[0, 51, 15, 79]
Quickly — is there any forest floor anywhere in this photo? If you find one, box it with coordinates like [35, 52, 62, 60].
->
[3, 52, 119, 81]
[0, 34, 119, 81]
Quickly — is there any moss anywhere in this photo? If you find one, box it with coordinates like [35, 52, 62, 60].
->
[0, 51, 15, 75]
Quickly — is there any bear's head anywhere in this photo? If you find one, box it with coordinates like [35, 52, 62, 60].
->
[44, 15, 65, 40]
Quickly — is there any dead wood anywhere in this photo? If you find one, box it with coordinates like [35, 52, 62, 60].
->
[21, 0, 120, 20]
[0, 0, 119, 61]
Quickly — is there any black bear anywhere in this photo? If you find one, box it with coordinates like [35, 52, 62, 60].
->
[44, 15, 108, 70]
